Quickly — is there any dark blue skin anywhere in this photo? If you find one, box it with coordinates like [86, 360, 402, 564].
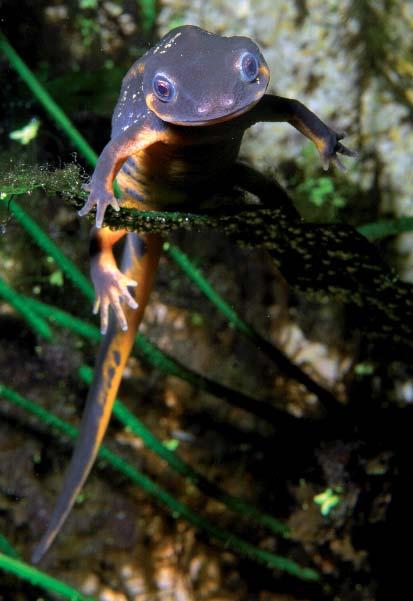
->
[32, 25, 356, 564]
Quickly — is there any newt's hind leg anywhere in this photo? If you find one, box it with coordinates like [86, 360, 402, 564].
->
[89, 227, 139, 333]
[231, 162, 301, 221]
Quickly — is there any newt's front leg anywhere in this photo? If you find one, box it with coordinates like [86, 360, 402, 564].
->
[79, 113, 171, 331]
[249, 94, 357, 170]
[79, 112, 170, 228]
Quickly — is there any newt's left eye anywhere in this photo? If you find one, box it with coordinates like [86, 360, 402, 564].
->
[240, 52, 259, 82]
[152, 74, 175, 102]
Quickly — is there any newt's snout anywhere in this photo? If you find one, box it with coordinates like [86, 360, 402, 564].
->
[197, 95, 236, 114]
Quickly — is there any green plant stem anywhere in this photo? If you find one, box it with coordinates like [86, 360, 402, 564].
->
[0, 384, 318, 581]
[0, 552, 96, 601]
[0, 535, 57, 601]
[138, 0, 157, 32]
[78, 364, 288, 537]
[0, 534, 19, 559]
[0, 275, 52, 340]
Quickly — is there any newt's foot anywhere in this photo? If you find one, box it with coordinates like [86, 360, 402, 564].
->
[91, 261, 138, 334]
[320, 131, 358, 172]
[79, 183, 120, 229]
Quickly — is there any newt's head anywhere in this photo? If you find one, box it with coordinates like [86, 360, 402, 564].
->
[143, 25, 270, 126]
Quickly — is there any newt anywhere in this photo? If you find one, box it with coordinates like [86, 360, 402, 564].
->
[32, 24, 355, 562]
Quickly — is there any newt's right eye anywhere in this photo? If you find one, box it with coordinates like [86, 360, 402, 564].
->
[152, 74, 175, 102]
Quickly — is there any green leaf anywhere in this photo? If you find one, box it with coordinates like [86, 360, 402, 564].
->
[314, 488, 341, 516]
[9, 118, 40, 145]
[163, 439, 180, 451]
[49, 270, 64, 287]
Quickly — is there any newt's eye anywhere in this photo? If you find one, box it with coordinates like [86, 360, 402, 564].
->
[240, 52, 259, 82]
[152, 74, 175, 102]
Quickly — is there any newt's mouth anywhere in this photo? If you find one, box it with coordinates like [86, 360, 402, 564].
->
[166, 98, 262, 127]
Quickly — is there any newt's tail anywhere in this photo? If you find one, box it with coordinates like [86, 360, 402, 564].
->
[32, 232, 162, 563]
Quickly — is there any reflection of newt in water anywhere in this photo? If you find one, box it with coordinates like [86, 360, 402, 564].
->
[32, 24, 356, 563]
